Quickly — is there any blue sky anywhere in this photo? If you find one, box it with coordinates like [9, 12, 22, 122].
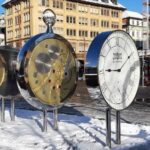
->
[0, 0, 142, 14]
[0, 0, 4, 14]
[118, 0, 142, 13]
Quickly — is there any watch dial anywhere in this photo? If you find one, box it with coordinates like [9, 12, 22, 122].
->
[24, 38, 77, 106]
[98, 31, 140, 110]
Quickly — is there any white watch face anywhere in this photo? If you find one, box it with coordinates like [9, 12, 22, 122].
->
[98, 31, 140, 110]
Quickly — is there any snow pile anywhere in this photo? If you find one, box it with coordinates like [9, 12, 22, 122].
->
[0, 108, 150, 150]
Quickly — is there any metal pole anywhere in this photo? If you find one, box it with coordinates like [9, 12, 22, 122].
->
[116, 111, 121, 144]
[43, 109, 47, 132]
[106, 108, 111, 148]
[142, 57, 145, 102]
[10, 98, 15, 121]
[1, 97, 5, 122]
[53, 108, 58, 130]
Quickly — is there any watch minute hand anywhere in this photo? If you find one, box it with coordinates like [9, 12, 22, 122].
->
[120, 52, 133, 70]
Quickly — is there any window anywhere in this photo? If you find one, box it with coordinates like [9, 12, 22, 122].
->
[24, 0, 30, 8]
[91, 19, 99, 27]
[101, 9, 109, 16]
[66, 2, 76, 10]
[90, 31, 99, 38]
[78, 5, 88, 13]
[90, 7, 99, 15]
[66, 16, 76, 24]
[14, 4, 21, 12]
[15, 28, 21, 38]
[15, 15, 21, 25]
[101, 0, 109, 3]
[39, 0, 49, 6]
[24, 26, 30, 36]
[66, 29, 76, 36]
[24, 12, 30, 22]
[111, 22, 119, 29]
[7, 19, 13, 26]
[111, 11, 119, 18]
[79, 43, 89, 52]
[53, 0, 63, 9]
[79, 17, 88, 25]
[79, 30, 88, 37]
[132, 31, 135, 37]
[71, 42, 76, 51]
[56, 14, 63, 22]
[7, 7, 13, 15]
[101, 20, 109, 28]
[7, 30, 13, 39]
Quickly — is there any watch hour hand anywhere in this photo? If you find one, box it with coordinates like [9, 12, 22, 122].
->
[105, 69, 121, 72]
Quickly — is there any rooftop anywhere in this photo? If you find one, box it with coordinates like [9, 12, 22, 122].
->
[123, 10, 143, 19]
[2, 0, 126, 10]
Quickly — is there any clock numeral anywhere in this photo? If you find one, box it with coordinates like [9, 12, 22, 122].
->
[101, 82, 107, 93]
[99, 70, 104, 74]
[134, 75, 140, 83]
[116, 37, 119, 46]
[122, 91, 126, 98]
[130, 66, 135, 72]
[129, 79, 134, 86]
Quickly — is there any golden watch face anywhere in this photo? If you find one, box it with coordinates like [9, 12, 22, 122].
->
[0, 55, 6, 86]
[25, 38, 76, 105]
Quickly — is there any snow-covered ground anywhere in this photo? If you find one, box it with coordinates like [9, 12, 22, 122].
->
[1, 108, 150, 150]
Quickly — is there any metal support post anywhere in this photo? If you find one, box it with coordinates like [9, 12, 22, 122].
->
[116, 111, 121, 144]
[43, 109, 47, 132]
[10, 98, 15, 121]
[1, 97, 5, 122]
[106, 108, 111, 148]
[53, 108, 58, 130]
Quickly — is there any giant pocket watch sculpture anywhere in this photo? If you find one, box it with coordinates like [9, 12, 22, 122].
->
[85, 30, 140, 111]
[85, 30, 140, 146]
[16, 9, 77, 111]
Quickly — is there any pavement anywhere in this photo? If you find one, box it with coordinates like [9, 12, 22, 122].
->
[3, 80, 150, 126]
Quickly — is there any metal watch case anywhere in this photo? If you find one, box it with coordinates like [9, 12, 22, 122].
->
[16, 33, 78, 110]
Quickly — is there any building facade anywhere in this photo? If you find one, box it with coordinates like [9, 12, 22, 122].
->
[122, 10, 144, 49]
[2, 0, 125, 61]
[142, 0, 150, 51]
[0, 14, 5, 46]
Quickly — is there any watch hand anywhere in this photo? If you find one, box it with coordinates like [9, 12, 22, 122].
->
[105, 52, 134, 73]
[119, 52, 134, 71]
[105, 69, 121, 72]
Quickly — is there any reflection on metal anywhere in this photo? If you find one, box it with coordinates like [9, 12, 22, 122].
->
[16, 9, 77, 111]
[0, 46, 19, 122]
[106, 108, 111, 148]
[116, 111, 121, 144]
[10, 98, 15, 121]
[0, 54, 6, 86]
[0, 46, 19, 97]
[43, 109, 47, 132]
[53, 108, 58, 130]
[43, 9, 56, 33]
[1, 97, 5, 122]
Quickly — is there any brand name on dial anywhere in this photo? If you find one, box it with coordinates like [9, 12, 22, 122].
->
[113, 53, 122, 62]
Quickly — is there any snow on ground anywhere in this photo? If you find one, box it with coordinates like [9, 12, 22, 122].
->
[0, 108, 150, 150]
